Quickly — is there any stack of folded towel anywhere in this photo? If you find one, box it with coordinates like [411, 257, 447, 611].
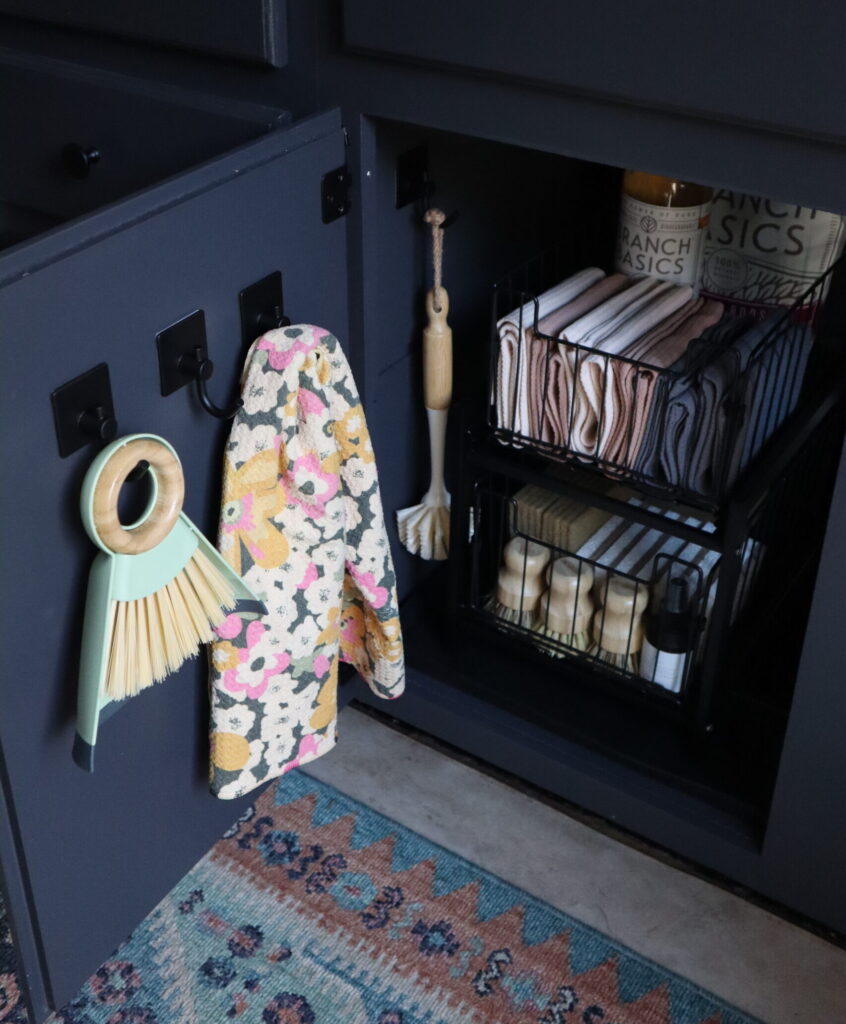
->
[495, 267, 813, 497]
[573, 495, 760, 630]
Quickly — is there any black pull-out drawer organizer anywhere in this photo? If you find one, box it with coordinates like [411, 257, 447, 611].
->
[448, 251, 846, 807]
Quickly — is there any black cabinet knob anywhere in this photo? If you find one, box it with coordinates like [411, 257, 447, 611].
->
[63, 144, 101, 180]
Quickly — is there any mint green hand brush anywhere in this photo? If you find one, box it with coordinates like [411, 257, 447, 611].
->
[74, 433, 265, 772]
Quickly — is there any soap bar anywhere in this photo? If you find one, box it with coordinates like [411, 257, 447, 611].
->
[514, 484, 616, 552]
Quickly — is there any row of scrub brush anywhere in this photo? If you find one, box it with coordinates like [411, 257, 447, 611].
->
[484, 536, 648, 672]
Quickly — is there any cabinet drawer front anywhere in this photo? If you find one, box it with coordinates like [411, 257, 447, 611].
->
[344, 1, 845, 143]
[0, 0, 286, 67]
[1, 50, 288, 233]
[0, 109, 348, 1012]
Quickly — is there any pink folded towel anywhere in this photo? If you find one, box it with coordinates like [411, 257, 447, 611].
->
[599, 297, 724, 470]
[568, 281, 694, 458]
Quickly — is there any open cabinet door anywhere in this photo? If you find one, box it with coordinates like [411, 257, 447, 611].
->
[0, 108, 349, 1019]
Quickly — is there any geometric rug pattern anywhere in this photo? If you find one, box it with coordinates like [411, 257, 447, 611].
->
[34, 772, 759, 1023]
[0, 893, 27, 1023]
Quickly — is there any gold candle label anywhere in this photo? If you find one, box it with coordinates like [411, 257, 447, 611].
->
[615, 196, 710, 287]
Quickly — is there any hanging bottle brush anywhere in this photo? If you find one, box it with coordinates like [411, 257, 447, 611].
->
[485, 536, 550, 628]
[535, 556, 596, 656]
[74, 434, 265, 772]
[397, 208, 453, 560]
[592, 575, 648, 673]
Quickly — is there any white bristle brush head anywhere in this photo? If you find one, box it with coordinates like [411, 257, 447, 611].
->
[396, 502, 450, 561]
[105, 546, 237, 700]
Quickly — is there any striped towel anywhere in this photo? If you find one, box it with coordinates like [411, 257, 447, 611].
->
[495, 268, 604, 436]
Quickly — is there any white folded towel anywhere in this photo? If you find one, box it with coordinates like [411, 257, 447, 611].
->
[561, 276, 663, 346]
[495, 267, 605, 436]
[569, 281, 694, 458]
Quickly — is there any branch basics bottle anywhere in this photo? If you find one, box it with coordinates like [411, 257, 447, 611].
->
[615, 171, 714, 287]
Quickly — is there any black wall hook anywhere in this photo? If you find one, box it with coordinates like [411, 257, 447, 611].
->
[156, 310, 243, 421]
[239, 271, 289, 350]
[51, 363, 118, 457]
[180, 346, 243, 419]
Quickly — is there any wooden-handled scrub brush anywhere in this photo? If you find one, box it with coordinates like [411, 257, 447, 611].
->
[535, 556, 596, 656]
[591, 575, 648, 673]
[485, 536, 550, 628]
[74, 434, 264, 771]
[397, 208, 453, 560]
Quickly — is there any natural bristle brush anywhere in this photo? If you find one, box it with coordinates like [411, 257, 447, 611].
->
[592, 576, 648, 673]
[397, 208, 453, 560]
[74, 434, 265, 771]
[535, 556, 596, 656]
[485, 536, 550, 627]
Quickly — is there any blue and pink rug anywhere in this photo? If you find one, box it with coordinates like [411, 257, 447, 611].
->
[0, 892, 26, 1023]
[31, 772, 758, 1023]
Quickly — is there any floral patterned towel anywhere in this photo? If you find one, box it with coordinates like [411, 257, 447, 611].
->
[208, 325, 404, 799]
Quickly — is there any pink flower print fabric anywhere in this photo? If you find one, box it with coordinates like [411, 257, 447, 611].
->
[209, 325, 405, 798]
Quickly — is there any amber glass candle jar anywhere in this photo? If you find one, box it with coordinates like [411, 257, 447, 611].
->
[615, 171, 713, 287]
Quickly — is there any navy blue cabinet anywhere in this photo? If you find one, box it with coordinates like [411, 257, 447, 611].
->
[0, 53, 349, 1017]
[2, 3, 846, 1019]
[0, 1, 287, 67]
[343, 1, 846, 143]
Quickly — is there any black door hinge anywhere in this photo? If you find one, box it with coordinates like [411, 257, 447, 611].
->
[322, 165, 351, 223]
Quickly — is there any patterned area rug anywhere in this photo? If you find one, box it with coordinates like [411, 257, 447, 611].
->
[0, 893, 27, 1022]
[37, 773, 757, 1024]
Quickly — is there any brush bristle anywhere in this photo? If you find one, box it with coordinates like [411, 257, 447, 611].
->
[484, 595, 536, 629]
[105, 547, 238, 700]
[593, 646, 639, 673]
[534, 624, 594, 657]
[145, 593, 167, 686]
[134, 598, 153, 696]
[396, 503, 450, 560]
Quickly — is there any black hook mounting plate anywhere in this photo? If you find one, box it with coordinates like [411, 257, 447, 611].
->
[156, 309, 208, 396]
[396, 144, 432, 209]
[51, 362, 117, 458]
[239, 271, 288, 350]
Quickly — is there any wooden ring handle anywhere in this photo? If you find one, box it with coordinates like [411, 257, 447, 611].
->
[91, 438, 184, 554]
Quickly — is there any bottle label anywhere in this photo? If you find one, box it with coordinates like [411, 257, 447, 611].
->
[615, 196, 710, 287]
[640, 638, 687, 693]
[701, 191, 845, 315]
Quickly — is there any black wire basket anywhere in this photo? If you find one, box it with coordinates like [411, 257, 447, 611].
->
[451, 392, 844, 727]
[487, 252, 844, 511]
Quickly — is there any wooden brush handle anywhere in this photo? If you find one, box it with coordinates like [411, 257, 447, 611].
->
[593, 576, 649, 655]
[423, 288, 452, 411]
[497, 537, 550, 611]
[92, 437, 184, 554]
[545, 557, 595, 634]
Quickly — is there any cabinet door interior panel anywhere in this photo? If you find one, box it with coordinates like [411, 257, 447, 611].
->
[0, 110, 347, 1010]
[0, 0, 287, 67]
[343, 0, 846, 143]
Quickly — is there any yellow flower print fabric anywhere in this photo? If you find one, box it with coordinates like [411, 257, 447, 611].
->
[209, 325, 405, 799]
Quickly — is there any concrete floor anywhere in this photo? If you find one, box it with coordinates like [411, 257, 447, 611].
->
[303, 707, 846, 1024]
